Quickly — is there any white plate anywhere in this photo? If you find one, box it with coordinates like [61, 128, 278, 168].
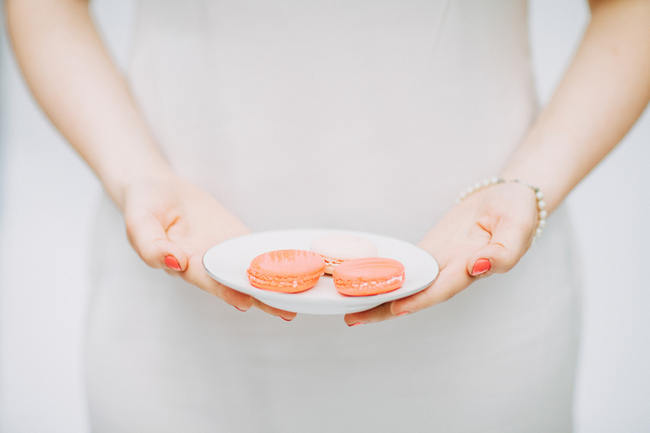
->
[203, 229, 438, 315]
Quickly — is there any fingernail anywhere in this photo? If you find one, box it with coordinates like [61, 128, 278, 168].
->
[234, 305, 248, 312]
[471, 258, 491, 276]
[396, 311, 410, 317]
[280, 316, 293, 322]
[164, 255, 182, 271]
[348, 322, 362, 327]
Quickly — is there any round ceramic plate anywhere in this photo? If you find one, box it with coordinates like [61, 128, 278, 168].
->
[203, 229, 438, 315]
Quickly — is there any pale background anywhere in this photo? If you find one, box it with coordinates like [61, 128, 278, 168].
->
[0, 0, 648, 432]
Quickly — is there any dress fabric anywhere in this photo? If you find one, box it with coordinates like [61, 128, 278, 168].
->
[86, 0, 582, 432]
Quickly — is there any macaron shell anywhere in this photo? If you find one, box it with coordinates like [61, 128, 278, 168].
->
[333, 258, 405, 296]
[247, 249, 325, 293]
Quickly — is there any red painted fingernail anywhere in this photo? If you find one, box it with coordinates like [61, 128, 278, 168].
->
[164, 255, 181, 271]
[471, 258, 491, 276]
[234, 306, 248, 312]
[348, 322, 362, 327]
[396, 311, 410, 316]
[280, 316, 293, 322]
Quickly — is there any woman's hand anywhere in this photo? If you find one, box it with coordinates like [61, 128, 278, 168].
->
[344, 182, 538, 325]
[121, 172, 297, 321]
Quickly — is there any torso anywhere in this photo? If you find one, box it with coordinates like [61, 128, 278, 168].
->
[85, 1, 580, 431]
[128, 0, 537, 239]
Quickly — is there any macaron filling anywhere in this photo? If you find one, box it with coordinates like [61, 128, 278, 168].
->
[247, 272, 322, 292]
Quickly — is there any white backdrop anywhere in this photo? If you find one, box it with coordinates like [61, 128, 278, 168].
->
[1, 1, 649, 432]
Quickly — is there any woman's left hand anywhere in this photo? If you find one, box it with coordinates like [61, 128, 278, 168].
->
[344, 181, 540, 326]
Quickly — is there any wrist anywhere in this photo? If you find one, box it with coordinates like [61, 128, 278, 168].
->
[499, 158, 563, 214]
[499, 130, 581, 214]
[100, 154, 175, 211]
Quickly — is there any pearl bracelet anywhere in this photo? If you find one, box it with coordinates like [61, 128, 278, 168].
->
[456, 177, 547, 240]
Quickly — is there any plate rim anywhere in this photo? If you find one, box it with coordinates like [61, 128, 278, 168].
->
[202, 228, 439, 312]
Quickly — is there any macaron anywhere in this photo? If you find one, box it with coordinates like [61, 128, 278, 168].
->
[333, 258, 405, 296]
[310, 234, 378, 274]
[247, 249, 325, 293]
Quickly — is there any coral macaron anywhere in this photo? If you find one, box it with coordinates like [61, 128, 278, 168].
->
[247, 249, 325, 293]
[333, 258, 405, 296]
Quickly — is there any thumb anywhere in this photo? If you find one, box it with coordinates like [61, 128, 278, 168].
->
[125, 212, 189, 271]
[467, 222, 532, 277]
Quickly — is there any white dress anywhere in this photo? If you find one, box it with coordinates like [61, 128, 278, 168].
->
[86, 0, 582, 431]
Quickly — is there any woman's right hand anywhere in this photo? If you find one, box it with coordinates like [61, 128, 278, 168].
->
[119, 171, 297, 321]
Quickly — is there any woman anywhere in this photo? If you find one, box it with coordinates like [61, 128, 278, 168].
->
[7, 0, 649, 431]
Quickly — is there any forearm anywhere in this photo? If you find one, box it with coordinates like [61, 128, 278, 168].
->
[7, 0, 171, 208]
[501, 0, 650, 212]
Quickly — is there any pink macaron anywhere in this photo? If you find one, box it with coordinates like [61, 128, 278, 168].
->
[310, 234, 378, 274]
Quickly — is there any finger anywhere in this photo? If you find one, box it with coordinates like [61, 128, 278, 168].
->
[467, 220, 532, 276]
[183, 253, 291, 320]
[344, 302, 395, 326]
[125, 212, 189, 271]
[252, 299, 297, 322]
[183, 255, 254, 311]
[391, 260, 471, 315]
